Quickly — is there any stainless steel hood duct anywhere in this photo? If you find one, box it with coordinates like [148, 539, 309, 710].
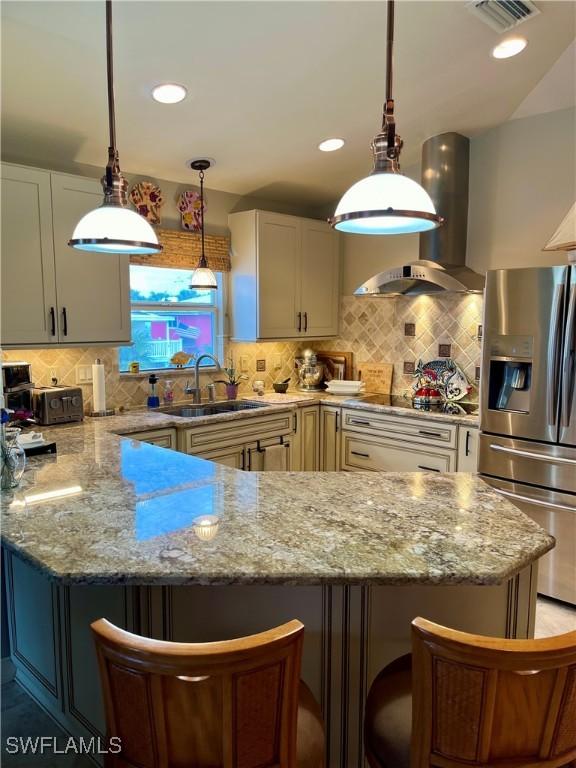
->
[354, 132, 485, 296]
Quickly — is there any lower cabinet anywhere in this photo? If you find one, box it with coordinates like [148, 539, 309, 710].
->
[342, 432, 455, 472]
[194, 443, 247, 469]
[3, 552, 62, 711]
[457, 426, 479, 472]
[320, 405, 340, 471]
[127, 428, 177, 450]
[291, 405, 320, 471]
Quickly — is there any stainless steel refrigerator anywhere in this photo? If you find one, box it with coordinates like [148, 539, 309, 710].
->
[479, 265, 576, 605]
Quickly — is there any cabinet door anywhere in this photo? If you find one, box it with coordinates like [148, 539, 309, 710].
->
[300, 405, 320, 471]
[457, 426, 478, 472]
[128, 429, 177, 450]
[1, 165, 58, 346]
[195, 444, 246, 469]
[299, 220, 340, 337]
[342, 433, 454, 472]
[320, 406, 341, 471]
[257, 211, 300, 338]
[50, 173, 130, 344]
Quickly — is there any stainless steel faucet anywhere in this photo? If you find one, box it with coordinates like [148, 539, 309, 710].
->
[185, 354, 221, 403]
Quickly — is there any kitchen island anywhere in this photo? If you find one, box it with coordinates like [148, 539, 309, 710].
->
[1, 412, 552, 768]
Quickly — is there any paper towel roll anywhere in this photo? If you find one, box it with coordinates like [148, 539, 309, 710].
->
[92, 359, 106, 413]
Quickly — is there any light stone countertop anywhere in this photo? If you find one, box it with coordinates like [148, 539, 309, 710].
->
[0, 408, 552, 587]
[243, 391, 480, 427]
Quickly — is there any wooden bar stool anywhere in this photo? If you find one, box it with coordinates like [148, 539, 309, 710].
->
[365, 617, 576, 768]
[91, 618, 324, 768]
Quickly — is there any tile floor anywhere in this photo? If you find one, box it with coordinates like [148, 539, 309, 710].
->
[1, 597, 575, 766]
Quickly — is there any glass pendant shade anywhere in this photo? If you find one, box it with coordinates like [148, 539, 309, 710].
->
[333, 172, 440, 235]
[70, 205, 161, 254]
[189, 265, 218, 290]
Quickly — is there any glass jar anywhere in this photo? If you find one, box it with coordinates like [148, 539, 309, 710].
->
[1, 427, 27, 490]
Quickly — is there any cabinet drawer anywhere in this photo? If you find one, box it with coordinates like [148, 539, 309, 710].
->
[342, 433, 455, 472]
[342, 408, 457, 448]
[180, 412, 293, 454]
[127, 428, 177, 449]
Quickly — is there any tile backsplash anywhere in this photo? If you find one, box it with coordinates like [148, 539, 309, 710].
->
[316, 293, 483, 399]
[1, 341, 299, 412]
[2, 294, 482, 410]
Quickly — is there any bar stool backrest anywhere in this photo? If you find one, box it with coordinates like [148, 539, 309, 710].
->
[411, 617, 576, 768]
[91, 618, 304, 768]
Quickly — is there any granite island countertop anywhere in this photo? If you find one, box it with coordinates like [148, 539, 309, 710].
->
[0, 410, 552, 587]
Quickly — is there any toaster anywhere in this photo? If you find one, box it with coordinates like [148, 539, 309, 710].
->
[33, 386, 84, 425]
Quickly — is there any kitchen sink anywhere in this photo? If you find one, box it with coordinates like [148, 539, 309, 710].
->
[157, 401, 270, 418]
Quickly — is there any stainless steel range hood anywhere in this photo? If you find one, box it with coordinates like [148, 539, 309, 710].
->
[354, 133, 485, 297]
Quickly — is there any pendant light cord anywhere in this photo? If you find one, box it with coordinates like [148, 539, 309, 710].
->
[381, 0, 399, 163]
[105, 0, 120, 183]
[385, 0, 394, 106]
[199, 169, 207, 268]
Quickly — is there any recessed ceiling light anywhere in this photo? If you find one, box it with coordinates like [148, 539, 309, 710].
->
[491, 37, 527, 59]
[318, 138, 345, 152]
[152, 83, 187, 104]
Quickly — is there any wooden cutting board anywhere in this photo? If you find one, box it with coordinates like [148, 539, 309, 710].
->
[358, 362, 394, 395]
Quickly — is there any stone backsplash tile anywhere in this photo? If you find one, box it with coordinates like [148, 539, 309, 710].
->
[2, 341, 300, 412]
[2, 294, 482, 408]
[316, 293, 483, 399]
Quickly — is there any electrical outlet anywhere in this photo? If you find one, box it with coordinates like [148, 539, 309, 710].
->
[273, 354, 282, 370]
[438, 343, 452, 358]
[76, 365, 93, 384]
[239, 356, 249, 372]
[403, 361, 415, 375]
[256, 359, 266, 372]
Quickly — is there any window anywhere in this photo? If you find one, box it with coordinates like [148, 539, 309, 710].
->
[119, 265, 223, 372]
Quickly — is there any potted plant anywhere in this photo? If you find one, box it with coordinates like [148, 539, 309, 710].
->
[215, 359, 248, 401]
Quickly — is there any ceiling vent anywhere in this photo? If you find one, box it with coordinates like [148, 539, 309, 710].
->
[467, 0, 540, 32]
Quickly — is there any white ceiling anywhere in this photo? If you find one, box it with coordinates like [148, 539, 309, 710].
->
[1, 0, 574, 206]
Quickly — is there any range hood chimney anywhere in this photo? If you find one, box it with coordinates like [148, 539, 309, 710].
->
[354, 132, 485, 296]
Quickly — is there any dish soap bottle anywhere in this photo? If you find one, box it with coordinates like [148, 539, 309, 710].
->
[163, 379, 174, 405]
[147, 374, 160, 409]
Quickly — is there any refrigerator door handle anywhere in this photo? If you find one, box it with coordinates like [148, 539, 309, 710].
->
[489, 442, 576, 465]
[548, 283, 564, 426]
[493, 487, 576, 513]
[561, 283, 576, 428]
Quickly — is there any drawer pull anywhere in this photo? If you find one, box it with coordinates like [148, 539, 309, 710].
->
[417, 465, 441, 472]
[350, 419, 371, 426]
[418, 430, 443, 439]
[351, 450, 370, 458]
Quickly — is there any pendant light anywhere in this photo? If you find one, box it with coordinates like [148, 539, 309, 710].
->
[330, 1, 444, 236]
[189, 160, 218, 290]
[69, 0, 161, 254]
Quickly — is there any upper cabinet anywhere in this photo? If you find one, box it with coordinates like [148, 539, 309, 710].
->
[1, 163, 130, 348]
[229, 210, 340, 341]
[1, 165, 57, 346]
[50, 174, 130, 345]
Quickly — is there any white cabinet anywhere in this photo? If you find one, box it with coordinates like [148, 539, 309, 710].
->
[457, 426, 479, 472]
[320, 405, 340, 471]
[342, 432, 455, 472]
[0, 163, 130, 348]
[50, 173, 130, 344]
[291, 405, 320, 471]
[229, 210, 340, 341]
[127, 428, 177, 450]
[1, 165, 57, 346]
[341, 408, 457, 473]
[179, 410, 293, 472]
